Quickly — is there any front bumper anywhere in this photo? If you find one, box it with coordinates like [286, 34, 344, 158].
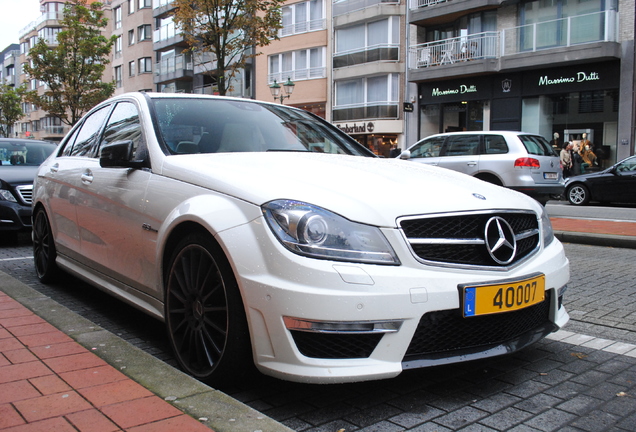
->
[218, 217, 570, 384]
[0, 201, 32, 231]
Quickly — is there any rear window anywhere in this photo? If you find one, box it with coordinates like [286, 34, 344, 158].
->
[518, 135, 557, 156]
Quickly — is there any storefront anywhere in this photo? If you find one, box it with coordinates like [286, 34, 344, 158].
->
[334, 119, 403, 157]
[418, 61, 621, 164]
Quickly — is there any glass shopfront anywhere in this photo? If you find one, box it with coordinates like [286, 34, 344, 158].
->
[418, 61, 620, 163]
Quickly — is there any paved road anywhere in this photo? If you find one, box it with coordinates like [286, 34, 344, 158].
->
[1, 232, 635, 431]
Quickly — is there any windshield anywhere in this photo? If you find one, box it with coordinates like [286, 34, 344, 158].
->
[0, 140, 55, 166]
[151, 98, 374, 157]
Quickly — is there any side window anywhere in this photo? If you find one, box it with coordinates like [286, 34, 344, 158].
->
[60, 126, 81, 157]
[442, 135, 480, 156]
[69, 106, 111, 157]
[484, 135, 509, 154]
[410, 137, 444, 158]
[100, 102, 145, 160]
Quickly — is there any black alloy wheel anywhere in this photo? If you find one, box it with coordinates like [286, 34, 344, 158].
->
[566, 184, 590, 206]
[32, 208, 59, 283]
[165, 233, 252, 386]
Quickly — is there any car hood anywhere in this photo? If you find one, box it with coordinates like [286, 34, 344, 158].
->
[159, 152, 539, 227]
[564, 168, 611, 184]
[0, 166, 39, 185]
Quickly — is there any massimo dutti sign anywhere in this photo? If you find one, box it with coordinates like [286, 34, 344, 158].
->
[522, 61, 619, 96]
[420, 76, 492, 103]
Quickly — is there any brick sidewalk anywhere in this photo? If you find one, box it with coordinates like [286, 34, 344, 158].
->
[0, 292, 212, 432]
[551, 217, 636, 237]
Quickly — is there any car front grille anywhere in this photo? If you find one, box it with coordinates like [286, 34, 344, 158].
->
[290, 331, 383, 359]
[16, 185, 33, 205]
[404, 290, 552, 360]
[399, 211, 540, 268]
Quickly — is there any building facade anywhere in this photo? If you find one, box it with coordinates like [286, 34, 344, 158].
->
[407, 0, 635, 165]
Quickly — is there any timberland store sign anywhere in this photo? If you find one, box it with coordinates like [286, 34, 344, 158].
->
[335, 120, 402, 135]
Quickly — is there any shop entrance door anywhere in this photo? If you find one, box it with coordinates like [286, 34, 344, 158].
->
[441, 101, 484, 132]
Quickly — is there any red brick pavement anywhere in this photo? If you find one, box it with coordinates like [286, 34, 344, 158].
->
[551, 217, 636, 237]
[0, 292, 213, 432]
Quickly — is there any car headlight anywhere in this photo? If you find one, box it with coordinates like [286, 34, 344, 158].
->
[0, 189, 17, 202]
[541, 208, 555, 247]
[262, 200, 400, 265]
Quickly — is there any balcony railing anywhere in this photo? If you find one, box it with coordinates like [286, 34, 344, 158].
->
[19, 12, 64, 39]
[334, 0, 399, 17]
[501, 10, 618, 55]
[42, 125, 68, 135]
[155, 54, 193, 77]
[410, 31, 498, 68]
[268, 67, 326, 84]
[279, 18, 326, 37]
[153, 0, 174, 8]
[154, 22, 178, 43]
[409, 11, 618, 70]
[409, 0, 449, 9]
[333, 44, 399, 68]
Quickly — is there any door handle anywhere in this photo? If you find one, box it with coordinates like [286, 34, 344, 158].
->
[50, 163, 59, 173]
[81, 170, 94, 184]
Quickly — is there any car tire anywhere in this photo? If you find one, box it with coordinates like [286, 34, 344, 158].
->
[32, 208, 59, 283]
[566, 184, 590, 206]
[165, 233, 253, 387]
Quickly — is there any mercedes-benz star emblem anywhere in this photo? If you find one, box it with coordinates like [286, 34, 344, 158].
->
[484, 216, 517, 265]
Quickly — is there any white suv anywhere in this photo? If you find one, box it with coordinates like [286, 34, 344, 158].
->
[399, 131, 564, 204]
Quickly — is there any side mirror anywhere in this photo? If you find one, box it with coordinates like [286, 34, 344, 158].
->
[100, 140, 135, 168]
[399, 150, 411, 160]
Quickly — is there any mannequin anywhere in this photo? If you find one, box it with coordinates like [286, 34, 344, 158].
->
[550, 132, 561, 150]
[580, 133, 592, 150]
[579, 133, 597, 171]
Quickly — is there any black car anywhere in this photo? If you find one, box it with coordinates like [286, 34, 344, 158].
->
[0, 138, 57, 240]
[565, 155, 636, 205]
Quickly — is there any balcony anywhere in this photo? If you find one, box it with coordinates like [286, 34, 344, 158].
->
[409, 0, 503, 26]
[268, 67, 326, 84]
[409, 11, 620, 82]
[279, 19, 326, 37]
[333, 0, 399, 17]
[332, 101, 399, 122]
[19, 12, 64, 39]
[334, 44, 399, 68]
[154, 55, 193, 84]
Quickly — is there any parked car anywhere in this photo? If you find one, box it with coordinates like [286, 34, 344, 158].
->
[0, 138, 57, 241]
[565, 155, 636, 205]
[32, 93, 569, 385]
[398, 131, 564, 205]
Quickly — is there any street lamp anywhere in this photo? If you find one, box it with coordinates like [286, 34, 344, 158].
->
[269, 77, 295, 104]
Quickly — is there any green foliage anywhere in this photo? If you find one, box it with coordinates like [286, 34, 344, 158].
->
[0, 85, 24, 138]
[172, 0, 285, 96]
[23, 0, 116, 126]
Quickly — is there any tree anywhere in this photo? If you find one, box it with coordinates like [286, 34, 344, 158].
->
[172, 0, 285, 96]
[0, 85, 24, 138]
[24, 0, 116, 127]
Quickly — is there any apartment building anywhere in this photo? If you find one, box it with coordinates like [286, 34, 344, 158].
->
[407, 0, 635, 165]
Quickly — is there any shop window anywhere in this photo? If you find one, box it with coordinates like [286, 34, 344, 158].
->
[578, 91, 604, 114]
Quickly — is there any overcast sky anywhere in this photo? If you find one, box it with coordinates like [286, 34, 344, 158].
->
[0, 0, 42, 51]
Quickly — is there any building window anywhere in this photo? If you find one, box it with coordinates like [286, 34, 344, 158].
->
[114, 65, 122, 87]
[129, 60, 136, 77]
[114, 36, 122, 58]
[334, 17, 400, 68]
[333, 74, 400, 121]
[38, 27, 61, 45]
[138, 0, 152, 8]
[138, 24, 152, 41]
[128, 0, 135, 14]
[114, 6, 122, 29]
[128, 29, 135, 45]
[281, 0, 325, 36]
[268, 47, 326, 83]
[139, 57, 152, 73]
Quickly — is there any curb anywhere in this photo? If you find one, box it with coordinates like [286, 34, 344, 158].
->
[0, 271, 294, 432]
[554, 231, 636, 249]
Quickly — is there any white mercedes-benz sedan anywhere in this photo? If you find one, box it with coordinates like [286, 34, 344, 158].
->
[32, 92, 569, 385]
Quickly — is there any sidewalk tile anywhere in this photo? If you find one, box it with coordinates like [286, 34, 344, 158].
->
[30, 375, 72, 395]
[4, 348, 38, 364]
[0, 361, 53, 384]
[0, 381, 40, 404]
[127, 415, 213, 432]
[44, 352, 108, 374]
[59, 365, 128, 390]
[0, 315, 46, 329]
[30, 341, 87, 360]
[18, 331, 73, 348]
[13, 391, 92, 422]
[78, 379, 154, 407]
[0, 403, 26, 429]
[101, 396, 183, 429]
[1, 417, 78, 432]
[66, 409, 122, 432]
[9, 322, 59, 337]
[0, 337, 24, 352]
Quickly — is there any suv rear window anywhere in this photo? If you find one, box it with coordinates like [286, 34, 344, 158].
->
[518, 135, 557, 156]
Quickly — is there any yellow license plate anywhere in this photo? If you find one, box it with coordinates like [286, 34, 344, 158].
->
[461, 274, 545, 317]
